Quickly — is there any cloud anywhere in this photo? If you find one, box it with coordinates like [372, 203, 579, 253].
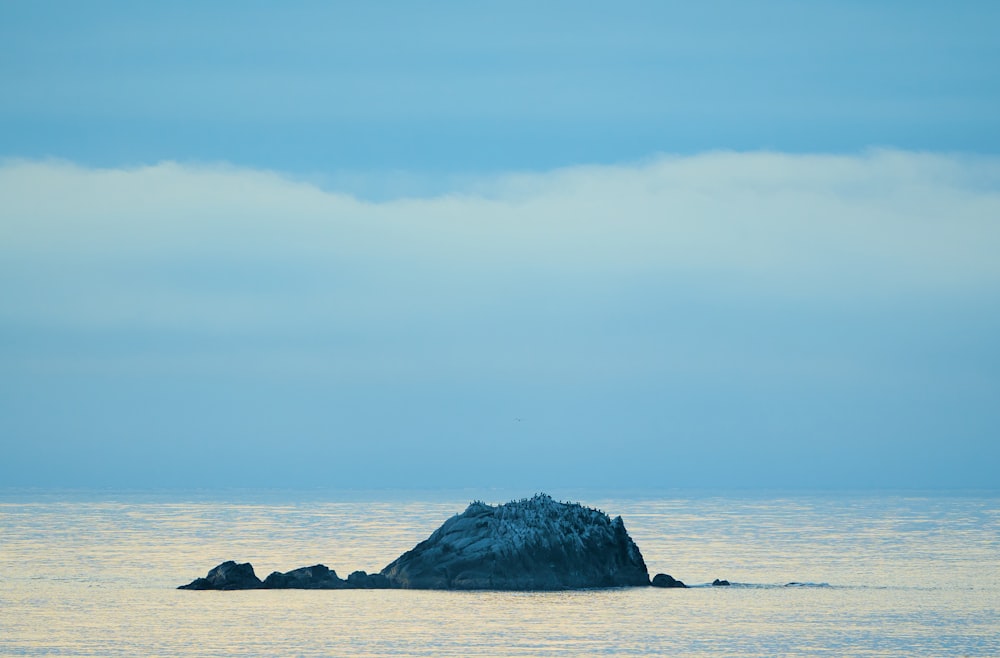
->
[2, 150, 999, 381]
[2, 151, 999, 488]
[2, 151, 998, 335]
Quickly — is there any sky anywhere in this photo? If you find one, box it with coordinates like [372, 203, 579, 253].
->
[1, 2, 999, 491]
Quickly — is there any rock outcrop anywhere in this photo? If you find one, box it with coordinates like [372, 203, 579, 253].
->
[178, 560, 262, 590]
[380, 493, 650, 590]
[346, 570, 393, 589]
[650, 573, 687, 588]
[180, 562, 352, 590]
[261, 564, 348, 589]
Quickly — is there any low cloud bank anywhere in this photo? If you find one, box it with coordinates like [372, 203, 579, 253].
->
[2, 150, 998, 335]
[1, 151, 998, 489]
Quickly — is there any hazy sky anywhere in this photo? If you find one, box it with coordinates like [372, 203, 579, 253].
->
[2, 2, 998, 490]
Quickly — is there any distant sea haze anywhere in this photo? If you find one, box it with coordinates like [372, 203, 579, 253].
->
[1, 490, 997, 657]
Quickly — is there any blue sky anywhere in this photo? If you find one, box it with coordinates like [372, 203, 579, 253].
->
[1, 2, 999, 490]
[3, 1, 999, 176]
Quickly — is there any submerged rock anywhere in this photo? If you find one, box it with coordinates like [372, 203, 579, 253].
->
[261, 564, 347, 589]
[380, 493, 650, 590]
[178, 560, 262, 590]
[650, 573, 687, 588]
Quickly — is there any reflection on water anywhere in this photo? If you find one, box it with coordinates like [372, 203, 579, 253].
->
[1, 491, 997, 657]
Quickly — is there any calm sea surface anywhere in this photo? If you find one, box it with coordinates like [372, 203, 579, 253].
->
[1, 489, 997, 657]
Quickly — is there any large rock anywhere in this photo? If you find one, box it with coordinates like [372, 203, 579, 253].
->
[178, 560, 262, 590]
[380, 493, 650, 590]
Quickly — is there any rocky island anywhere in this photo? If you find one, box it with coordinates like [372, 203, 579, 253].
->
[179, 493, 685, 591]
[382, 493, 649, 589]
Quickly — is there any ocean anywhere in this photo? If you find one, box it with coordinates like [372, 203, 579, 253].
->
[1, 489, 997, 657]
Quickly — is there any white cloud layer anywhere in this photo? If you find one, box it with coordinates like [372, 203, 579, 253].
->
[2, 150, 999, 335]
[2, 151, 999, 489]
